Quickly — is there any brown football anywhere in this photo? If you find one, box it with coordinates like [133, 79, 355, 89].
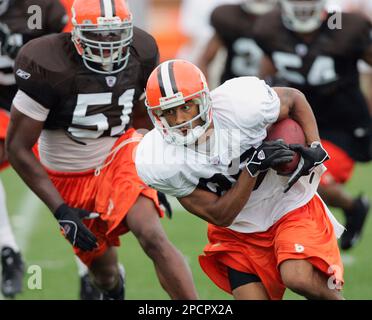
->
[265, 118, 306, 175]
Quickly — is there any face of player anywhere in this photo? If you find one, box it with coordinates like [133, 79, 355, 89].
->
[162, 99, 205, 136]
[81, 29, 130, 58]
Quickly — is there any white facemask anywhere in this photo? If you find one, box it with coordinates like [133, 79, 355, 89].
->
[280, 0, 326, 33]
[147, 91, 213, 146]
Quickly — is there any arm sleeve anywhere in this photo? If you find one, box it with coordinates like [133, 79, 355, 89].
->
[261, 82, 281, 125]
[12, 90, 50, 121]
[135, 137, 196, 198]
[14, 46, 57, 110]
[136, 160, 196, 198]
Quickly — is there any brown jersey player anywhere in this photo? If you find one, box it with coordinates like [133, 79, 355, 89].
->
[254, 0, 372, 250]
[6, 0, 198, 300]
[0, 0, 67, 110]
[198, 0, 277, 84]
[0, 0, 66, 299]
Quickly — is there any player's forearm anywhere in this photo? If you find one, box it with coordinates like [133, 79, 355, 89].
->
[289, 90, 320, 145]
[182, 170, 257, 227]
[7, 147, 64, 213]
[211, 170, 257, 226]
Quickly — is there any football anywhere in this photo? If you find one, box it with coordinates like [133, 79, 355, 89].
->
[265, 118, 306, 175]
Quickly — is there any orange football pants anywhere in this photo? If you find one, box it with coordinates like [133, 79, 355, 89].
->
[0, 109, 10, 171]
[46, 129, 163, 267]
[199, 195, 344, 300]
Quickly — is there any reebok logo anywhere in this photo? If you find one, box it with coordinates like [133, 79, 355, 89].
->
[16, 69, 31, 80]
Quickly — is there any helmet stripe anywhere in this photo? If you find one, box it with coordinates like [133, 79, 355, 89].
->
[111, 0, 116, 17]
[157, 66, 166, 97]
[102, 0, 114, 18]
[168, 61, 178, 95]
[159, 61, 175, 97]
[100, 0, 105, 17]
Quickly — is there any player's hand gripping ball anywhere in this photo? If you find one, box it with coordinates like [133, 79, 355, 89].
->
[265, 118, 306, 175]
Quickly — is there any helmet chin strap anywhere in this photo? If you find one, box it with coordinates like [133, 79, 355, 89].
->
[166, 125, 206, 146]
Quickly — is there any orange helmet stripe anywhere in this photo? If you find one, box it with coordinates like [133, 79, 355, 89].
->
[72, 0, 131, 24]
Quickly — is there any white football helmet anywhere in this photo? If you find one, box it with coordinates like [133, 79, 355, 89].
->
[242, 0, 278, 15]
[280, 0, 327, 33]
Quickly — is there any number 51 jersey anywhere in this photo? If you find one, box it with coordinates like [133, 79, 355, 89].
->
[136, 77, 344, 235]
[14, 29, 158, 140]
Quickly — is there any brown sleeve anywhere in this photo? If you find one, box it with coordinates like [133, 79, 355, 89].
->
[14, 42, 57, 109]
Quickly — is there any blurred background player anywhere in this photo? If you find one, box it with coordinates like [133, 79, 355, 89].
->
[254, 0, 372, 250]
[7, 0, 197, 300]
[198, 0, 278, 84]
[338, 0, 372, 115]
[177, 0, 241, 87]
[0, 0, 67, 298]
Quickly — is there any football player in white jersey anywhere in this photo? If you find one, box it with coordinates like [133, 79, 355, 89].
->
[135, 59, 345, 300]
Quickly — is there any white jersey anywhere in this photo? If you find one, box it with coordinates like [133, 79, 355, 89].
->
[136, 77, 344, 235]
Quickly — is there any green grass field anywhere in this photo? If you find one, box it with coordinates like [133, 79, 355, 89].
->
[1, 163, 372, 300]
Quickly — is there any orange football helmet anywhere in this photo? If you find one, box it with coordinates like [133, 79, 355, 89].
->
[145, 59, 212, 145]
[71, 0, 133, 74]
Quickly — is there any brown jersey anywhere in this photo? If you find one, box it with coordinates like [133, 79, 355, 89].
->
[0, 0, 67, 110]
[211, 4, 262, 84]
[14, 28, 159, 141]
[254, 10, 372, 161]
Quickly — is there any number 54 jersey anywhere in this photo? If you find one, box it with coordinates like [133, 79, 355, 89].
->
[135, 77, 344, 235]
[254, 10, 372, 161]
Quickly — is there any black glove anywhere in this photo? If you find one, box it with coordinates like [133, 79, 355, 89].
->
[245, 140, 295, 177]
[157, 191, 173, 219]
[54, 204, 99, 251]
[284, 141, 329, 193]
